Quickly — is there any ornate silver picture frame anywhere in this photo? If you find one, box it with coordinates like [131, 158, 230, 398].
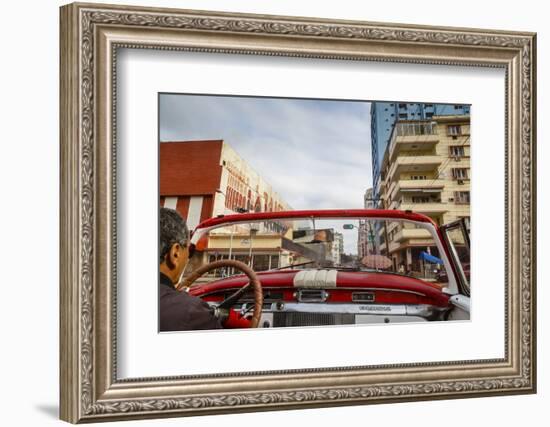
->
[60, 2, 536, 423]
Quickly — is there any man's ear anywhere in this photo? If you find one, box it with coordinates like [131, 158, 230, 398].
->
[166, 243, 181, 268]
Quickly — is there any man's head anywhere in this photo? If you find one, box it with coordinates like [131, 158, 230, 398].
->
[159, 207, 190, 285]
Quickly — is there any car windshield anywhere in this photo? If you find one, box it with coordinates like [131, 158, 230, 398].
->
[187, 217, 448, 285]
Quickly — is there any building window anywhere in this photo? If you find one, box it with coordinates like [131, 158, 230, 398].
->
[270, 254, 280, 269]
[455, 191, 470, 204]
[447, 125, 462, 135]
[411, 175, 427, 180]
[449, 146, 465, 157]
[412, 196, 430, 203]
[399, 113, 408, 119]
[426, 112, 434, 118]
[252, 254, 270, 271]
[454, 105, 463, 109]
[452, 168, 469, 179]
[425, 104, 434, 108]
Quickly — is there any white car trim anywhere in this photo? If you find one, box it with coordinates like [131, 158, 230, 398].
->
[293, 269, 338, 288]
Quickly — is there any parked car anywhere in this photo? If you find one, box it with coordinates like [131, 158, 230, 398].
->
[178, 209, 471, 328]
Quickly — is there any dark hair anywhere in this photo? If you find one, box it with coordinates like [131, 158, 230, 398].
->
[159, 207, 189, 263]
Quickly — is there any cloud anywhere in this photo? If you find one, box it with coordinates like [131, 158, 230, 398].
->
[160, 94, 373, 253]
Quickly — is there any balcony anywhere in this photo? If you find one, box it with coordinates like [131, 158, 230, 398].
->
[387, 121, 439, 156]
[394, 228, 432, 242]
[397, 179, 444, 190]
[392, 179, 445, 199]
[399, 202, 448, 214]
[389, 134, 440, 161]
[379, 241, 400, 253]
[387, 156, 442, 183]
[385, 178, 443, 201]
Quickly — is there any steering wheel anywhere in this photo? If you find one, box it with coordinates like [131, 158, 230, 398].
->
[175, 259, 264, 328]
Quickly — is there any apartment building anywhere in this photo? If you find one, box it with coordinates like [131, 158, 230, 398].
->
[378, 115, 470, 271]
[370, 102, 471, 201]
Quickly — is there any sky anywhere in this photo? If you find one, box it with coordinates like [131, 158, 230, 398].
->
[159, 93, 373, 253]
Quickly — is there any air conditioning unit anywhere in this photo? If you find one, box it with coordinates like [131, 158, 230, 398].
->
[448, 198, 455, 202]
[453, 156, 460, 161]
[457, 179, 464, 185]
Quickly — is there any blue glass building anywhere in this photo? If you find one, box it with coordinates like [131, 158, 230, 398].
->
[370, 102, 471, 201]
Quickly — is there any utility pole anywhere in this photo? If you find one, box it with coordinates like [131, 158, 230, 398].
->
[367, 222, 375, 254]
[382, 198, 391, 258]
[365, 196, 391, 257]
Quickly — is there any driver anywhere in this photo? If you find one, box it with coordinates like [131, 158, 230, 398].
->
[159, 207, 223, 331]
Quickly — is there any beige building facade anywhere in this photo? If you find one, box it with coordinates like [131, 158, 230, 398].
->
[201, 141, 294, 276]
[160, 139, 294, 278]
[378, 115, 471, 272]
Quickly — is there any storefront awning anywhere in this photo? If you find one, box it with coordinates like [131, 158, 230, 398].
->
[419, 251, 443, 264]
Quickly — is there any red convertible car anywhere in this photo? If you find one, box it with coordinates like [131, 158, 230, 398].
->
[177, 209, 470, 328]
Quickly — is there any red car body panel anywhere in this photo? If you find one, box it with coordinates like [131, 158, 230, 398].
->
[189, 269, 450, 308]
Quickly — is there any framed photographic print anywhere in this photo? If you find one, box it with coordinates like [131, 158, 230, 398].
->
[60, 2, 536, 423]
